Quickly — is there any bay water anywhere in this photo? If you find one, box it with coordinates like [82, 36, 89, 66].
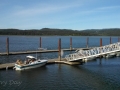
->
[0, 36, 120, 90]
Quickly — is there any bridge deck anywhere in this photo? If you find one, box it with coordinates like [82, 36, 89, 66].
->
[65, 42, 120, 62]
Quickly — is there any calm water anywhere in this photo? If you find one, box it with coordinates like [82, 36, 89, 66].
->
[0, 36, 120, 90]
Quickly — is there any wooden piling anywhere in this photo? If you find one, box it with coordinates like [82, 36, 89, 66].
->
[110, 37, 112, 44]
[70, 37, 72, 50]
[40, 37, 42, 48]
[86, 37, 89, 48]
[58, 38, 61, 61]
[118, 37, 120, 42]
[6, 37, 9, 55]
[100, 38, 102, 47]
[99, 38, 102, 58]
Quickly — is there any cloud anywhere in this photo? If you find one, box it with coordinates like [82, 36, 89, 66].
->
[13, 1, 82, 17]
[1, 0, 120, 30]
[95, 5, 120, 11]
[72, 5, 120, 17]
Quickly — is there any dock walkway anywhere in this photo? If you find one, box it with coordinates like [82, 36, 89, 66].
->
[0, 63, 15, 70]
[66, 42, 120, 61]
[0, 48, 89, 56]
[0, 58, 81, 70]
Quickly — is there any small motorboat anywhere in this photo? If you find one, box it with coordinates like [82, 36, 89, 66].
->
[14, 55, 47, 70]
[116, 52, 120, 56]
[106, 53, 116, 58]
[83, 56, 96, 62]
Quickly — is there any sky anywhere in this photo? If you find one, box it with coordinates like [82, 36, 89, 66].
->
[0, 0, 120, 30]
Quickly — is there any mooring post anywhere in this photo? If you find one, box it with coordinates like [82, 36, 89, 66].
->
[40, 37, 42, 48]
[86, 37, 89, 48]
[110, 37, 112, 44]
[118, 37, 120, 42]
[6, 37, 9, 55]
[70, 37, 72, 50]
[100, 38, 102, 47]
[58, 38, 61, 61]
[99, 38, 102, 58]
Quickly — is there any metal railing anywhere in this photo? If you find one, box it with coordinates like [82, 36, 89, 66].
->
[65, 42, 120, 61]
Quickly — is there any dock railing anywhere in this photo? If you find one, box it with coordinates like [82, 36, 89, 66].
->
[65, 42, 120, 61]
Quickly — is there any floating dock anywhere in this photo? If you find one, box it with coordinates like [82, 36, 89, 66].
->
[0, 63, 15, 70]
[0, 58, 81, 70]
[0, 48, 90, 56]
[1, 37, 119, 70]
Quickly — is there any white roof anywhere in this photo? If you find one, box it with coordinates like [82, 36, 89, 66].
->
[26, 55, 35, 59]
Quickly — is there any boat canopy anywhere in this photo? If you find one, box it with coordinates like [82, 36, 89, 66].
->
[26, 55, 36, 59]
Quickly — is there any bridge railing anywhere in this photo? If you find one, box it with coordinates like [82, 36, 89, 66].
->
[65, 42, 120, 61]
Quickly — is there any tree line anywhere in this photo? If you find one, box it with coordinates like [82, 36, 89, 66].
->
[0, 28, 120, 36]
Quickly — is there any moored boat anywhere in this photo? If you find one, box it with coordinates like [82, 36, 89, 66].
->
[106, 53, 116, 58]
[116, 52, 120, 56]
[14, 55, 47, 70]
[102, 54, 106, 58]
[83, 56, 96, 62]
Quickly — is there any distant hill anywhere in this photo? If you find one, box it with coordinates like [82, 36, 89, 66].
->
[0, 28, 120, 36]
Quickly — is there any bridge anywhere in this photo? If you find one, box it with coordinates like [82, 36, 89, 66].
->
[65, 42, 120, 62]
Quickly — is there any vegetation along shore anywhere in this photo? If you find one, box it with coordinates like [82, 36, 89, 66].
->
[0, 28, 120, 36]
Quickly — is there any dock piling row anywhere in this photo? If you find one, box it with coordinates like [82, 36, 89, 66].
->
[58, 38, 61, 61]
[100, 38, 102, 47]
[40, 37, 42, 48]
[1, 36, 120, 70]
[110, 37, 112, 44]
[118, 37, 120, 42]
[70, 37, 72, 50]
[6, 37, 9, 55]
[86, 37, 89, 48]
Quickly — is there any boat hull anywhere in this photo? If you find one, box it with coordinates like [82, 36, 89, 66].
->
[116, 52, 120, 56]
[82, 56, 96, 62]
[106, 53, 116, 58]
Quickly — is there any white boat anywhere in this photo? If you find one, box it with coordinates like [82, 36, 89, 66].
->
[116, 52, 120, 56]
[14, 55, 47, 70]
[106, 53, 116, 58]
[83, 56, 96, 62]
[102, 54, 106, 58]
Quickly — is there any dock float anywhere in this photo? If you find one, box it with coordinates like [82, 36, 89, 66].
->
[0, 63, 15, 70]
[0, 48, 90, 56]
[0, 58, 81, 70]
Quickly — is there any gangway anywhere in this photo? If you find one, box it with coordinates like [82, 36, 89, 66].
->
[65, 42, 120, 62]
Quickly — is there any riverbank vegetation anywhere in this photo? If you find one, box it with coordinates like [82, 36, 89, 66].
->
[0, 28, 120, 36]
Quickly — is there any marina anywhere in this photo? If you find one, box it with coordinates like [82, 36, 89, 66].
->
[1, 0, 120, 89]
[1, 36, 120, 90]
[1, 36, 120, 69]
[1, 41, 120, 70]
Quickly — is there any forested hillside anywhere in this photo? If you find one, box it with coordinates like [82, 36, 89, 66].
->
[0, 28, 120, 36]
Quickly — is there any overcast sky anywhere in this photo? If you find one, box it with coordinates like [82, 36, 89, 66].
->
[0, 0, 120, 30]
